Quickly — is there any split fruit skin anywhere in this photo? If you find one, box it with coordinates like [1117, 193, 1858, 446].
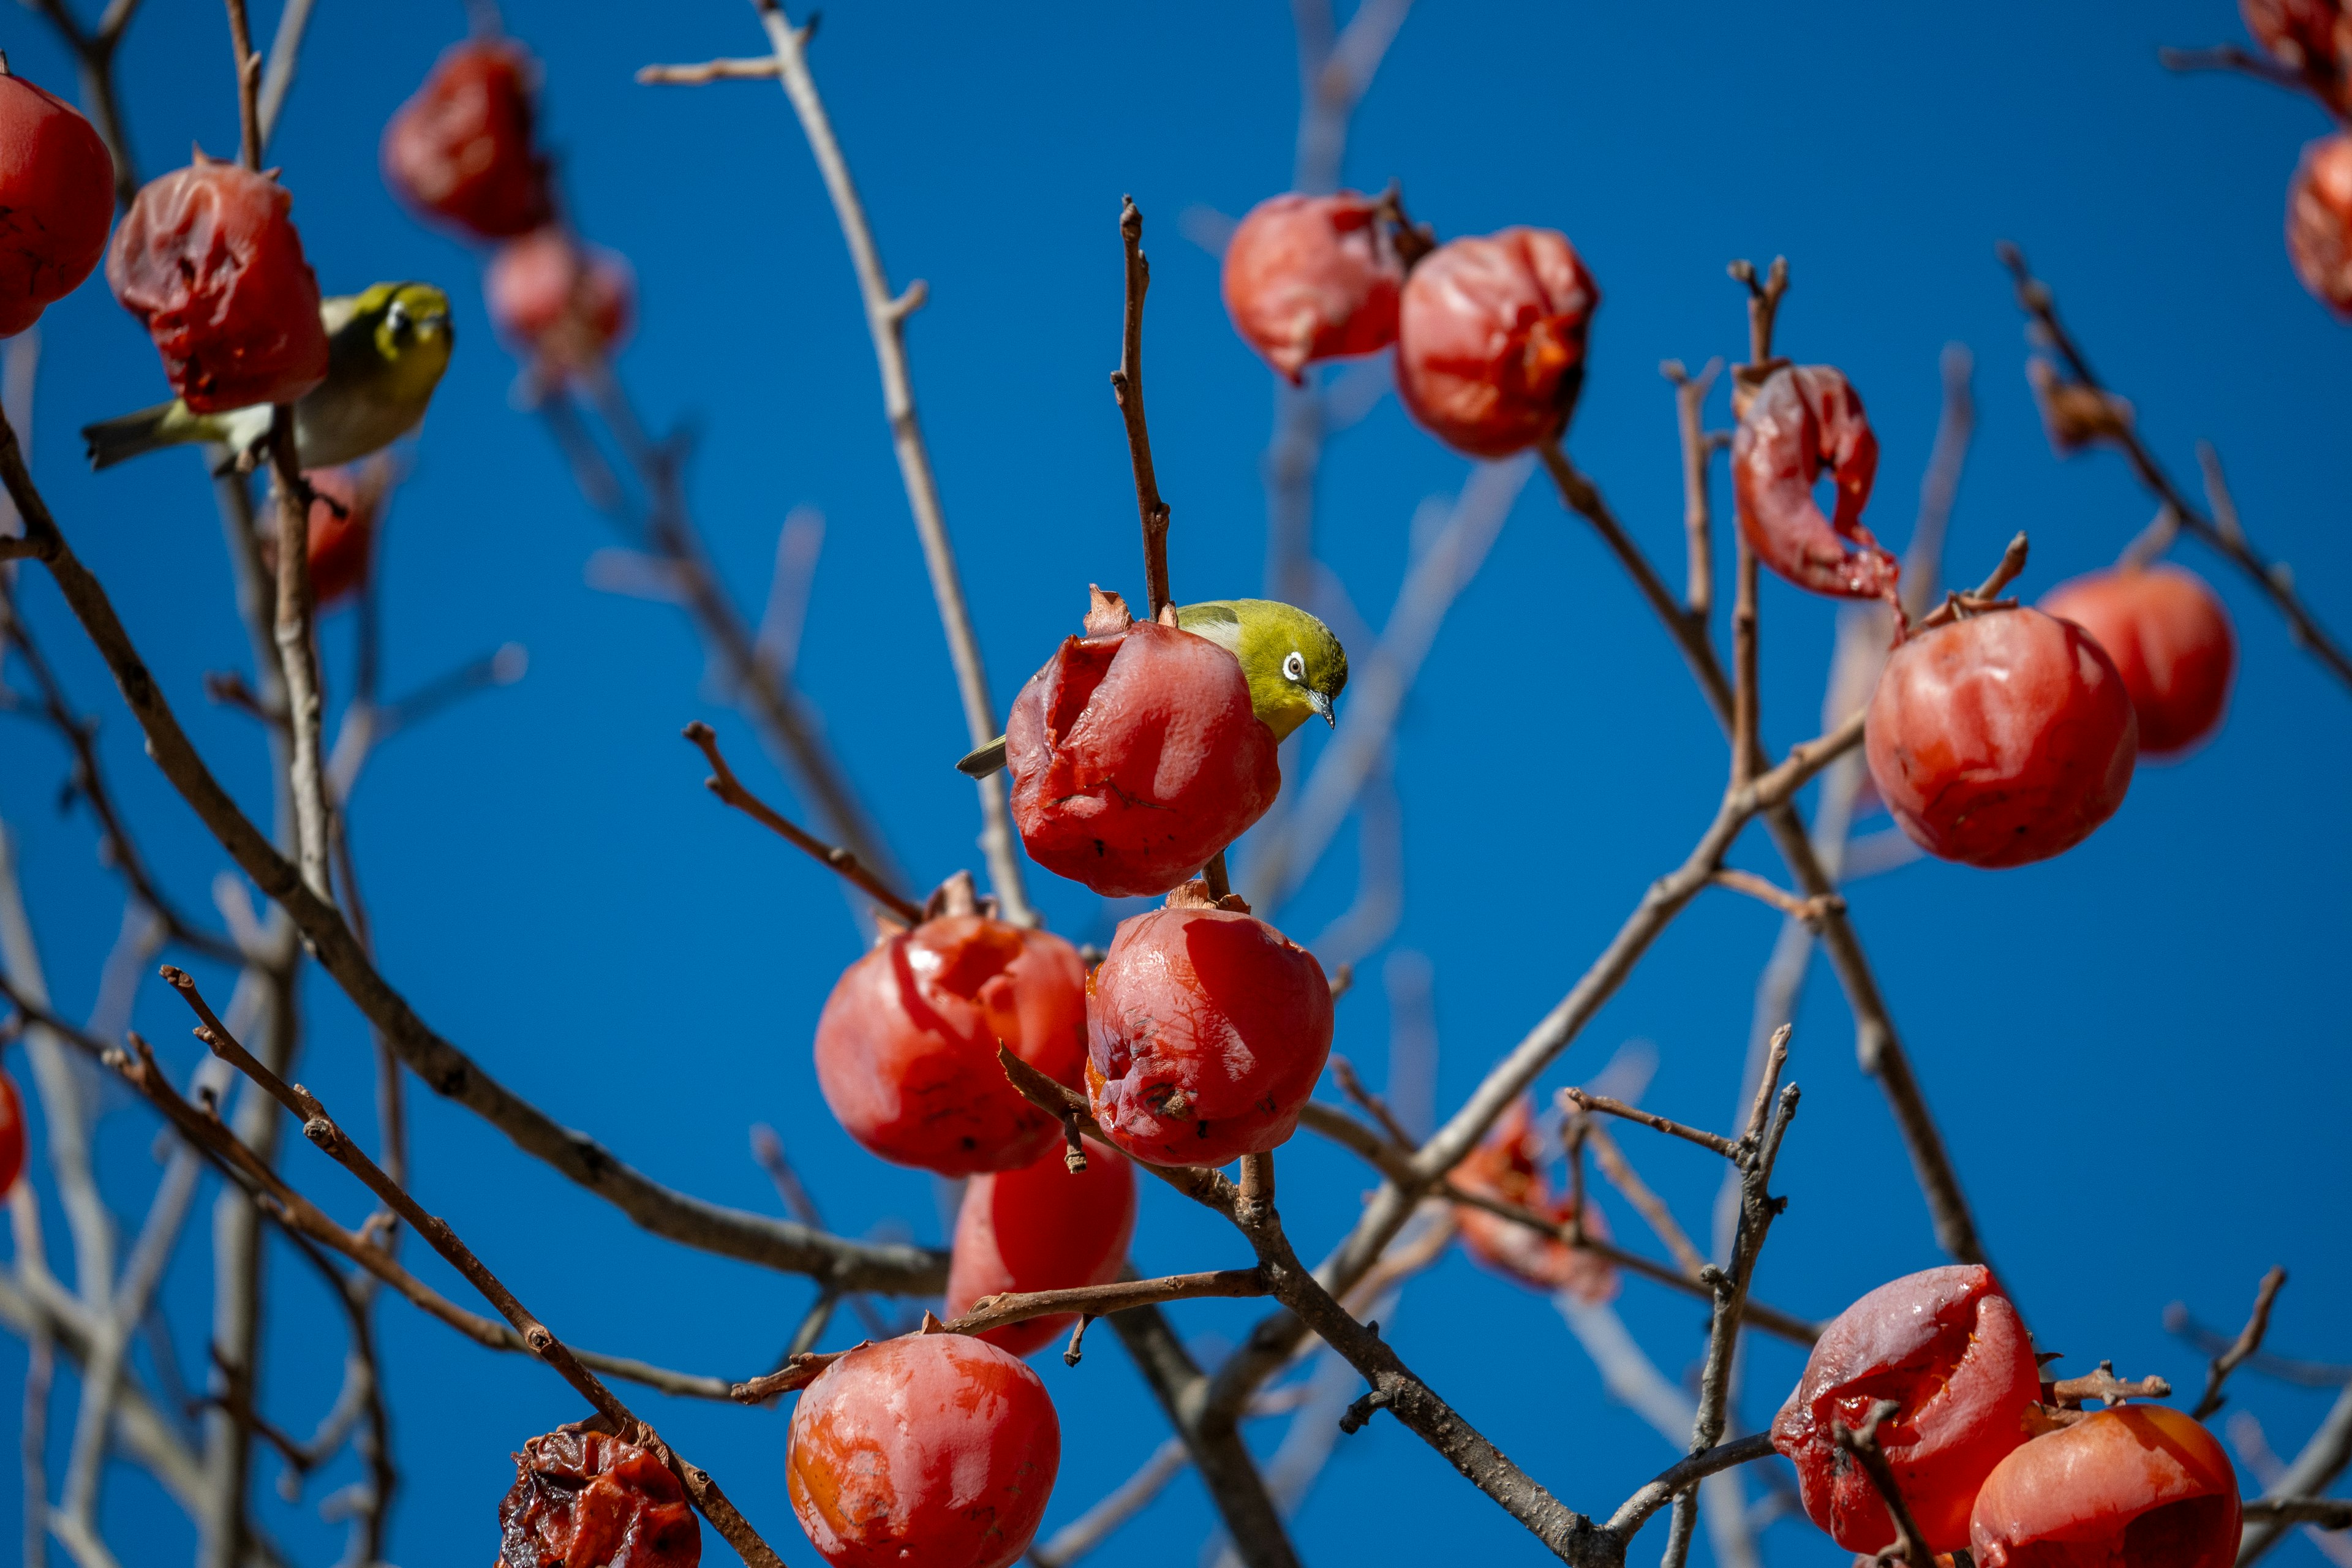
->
[1770, 1264, 2041, 1553]
[1085, 903, 1332, 1169]
[106, 157, 331, 414]
[0, 74, 114, 337]
[2041, 564, 2235, 758]
[0, 1072, 24, 1200]
[381, 39, 552, 242]
[2288, 132, 2352, 318]
[1731, 363, 1898, 602]
[787, 1335, 1060, 1568]
[1969, 1404, 2241, 1568]
[1450, 1096, 1618, 1302]
[813, 914, 1088, 1177]
[944, 1136, 1136, 1357]
[488, 227, 635, 377]
[1221, 190, 1403, 382]
[1006, 619, 1281, 899]
[1865, 606, 2138, 869]
[1394, 226, 1598, 458]
[497, 1422, 701, 1568]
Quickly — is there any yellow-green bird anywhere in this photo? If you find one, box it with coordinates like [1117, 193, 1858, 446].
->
[81, 282, 454, 472]
[957, 598, 1349, 777]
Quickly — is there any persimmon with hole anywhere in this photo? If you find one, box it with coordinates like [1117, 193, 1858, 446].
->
[0, 74, 113, 337]
[381, 39, 551, 241]
[1221, 191, 1403, 382]
[487, 227, 635, 378]
[497, 1420, 700, 1568]
[1395, 226, 1598, 457]
[1085, 894, 1331, 1167]
[787, 1334, 1060, 1568]
[2288, 133, 2352, 317]
[1865, 606, 2138, 869]
[945, 1137, 1136, 1357]
[2042, 564, 2234, 758]
[1771, 1264, 2041, 1553]
[1969, 1404, 2240, 1568]
[1450, 1098, 1616, 1302]
[106, 156, 330, 413]
[813, 914, 1087, 1177]
[1732, 364, 1898, 603]
[1006, 592, 1281, 899]
[0, 1072, 23, 1200]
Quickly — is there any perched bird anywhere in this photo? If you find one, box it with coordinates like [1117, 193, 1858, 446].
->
[81, 282, 454, 472]
[958, 598, 1348, 777]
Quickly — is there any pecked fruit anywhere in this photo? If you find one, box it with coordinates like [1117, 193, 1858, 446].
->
[1865, 606, 2138, 869]
[2288, 132, 2352, 318]
[2041, 564, 2234, 758]
[813, 913, 1088, 1177]
[497, 1420, 700, 1568]
[1006, 590, 1282, 899]
[1770, 1264, 2041, 1553]
[945, 1136, 1136, 1357]
[1221, 190, 1403, 382]
[0, 1072, 23, 1200]
[1085, 887, 1332, 1168]
[487, 226, 635, 379]
[381, 39, 552, 241]
[1731, 364, 1898, 603]
[787, 1334, 1060, 1568]
[106, 155, 330, 413]
[1970, 1404, 2240, 1568]
[1394, 226, 1598, 458]
[0, 73, 114, 337]
[1450, 1098, 1617, 1302]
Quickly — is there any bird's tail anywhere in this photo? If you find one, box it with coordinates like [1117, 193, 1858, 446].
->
[956, 735, 1009, 778]
[80, 402, 208, 471]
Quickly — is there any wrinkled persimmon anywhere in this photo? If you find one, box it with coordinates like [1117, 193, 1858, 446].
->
[1221, 191, 1403, 382]
[945, 1137, 1136, 1357]
[0, 74, 114, 337]
[2288, 132, 2352, 318]
[1969, 1404, 2240, 1568]
[1395, 227, 1598, 457]
[497, 1420, 700, 1568]
[487, 227, 635, 379]
[1731, 364, 1898, 603]
[381, 40, 552, 241]
[1771, 1264, 2041, 1553]
[788, 1334, 1060, 1568]
[2042, 564, 2234, 758]
[2244, 0, 2352, 112]
[1450, 1098, 1616, 1302]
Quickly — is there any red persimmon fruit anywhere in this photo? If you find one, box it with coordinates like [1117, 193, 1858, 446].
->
[0, 1072, 24, 1200]
[1085, 892, 1332, 1168]
[1006, 592, 1281, 899]
[1221, 191, 1403, 382]
[298, 466, 378, 610]
[486, 227, 635, 378]
[1865, 606, 2138, 869]
[2244, 0, 2352, 111]
[813, 914, 1088, 1177]
[2288, 132, 2352, 318]
[0, 74, 113, 337]
[1731, 364, 1898, 603]
[1969, 1404, 2241, 1568]
[788, 1334, 1060, 1568]
[381, 40, 551, 241]
[1450, 1098, 1617, 1302]
[1395, 227, 1599, 458]
[945, 1137, 1136, 1357]
[106, 155, 330, 413]
[1770, 1264, 2041, 1553]
[2041, 564, 2234, 758]
[497, 1420, 701, 1568]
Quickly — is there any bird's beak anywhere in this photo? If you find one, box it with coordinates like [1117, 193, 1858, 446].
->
[1309, 690, 1335, 728]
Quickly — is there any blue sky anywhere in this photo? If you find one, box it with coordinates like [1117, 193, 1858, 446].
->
[4, 1, 2350, 1564]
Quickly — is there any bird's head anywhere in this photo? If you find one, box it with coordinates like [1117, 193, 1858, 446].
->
[356, 282, 455, 392]
[1180, 598, 1349, 742]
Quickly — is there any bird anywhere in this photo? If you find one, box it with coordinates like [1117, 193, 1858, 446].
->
[957, 598, 1348, 777]
[81, 282, 455, 472]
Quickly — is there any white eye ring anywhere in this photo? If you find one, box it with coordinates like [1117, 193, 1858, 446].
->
[1282, 651, 1306, 682]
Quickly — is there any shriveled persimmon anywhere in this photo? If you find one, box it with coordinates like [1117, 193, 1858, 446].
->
[1395, 226, 1598, 457]
[2243, 0, 2352, 111]
[1221, 191, 1403, 382]
[1731, 364, 1898, 603]
[1970, 1404, 2240, 1568]
[787, 1334, 1060, 1568]
[945, 1136, 1136, 1357]
[1450, 1098, 1616, 1302]
[2042, 564, 2234, 758]
[2288, 132, 2352, 318]
[0, 73, 113, 337]
[1770, 1264, 2041, 1553]
[497, 1420, 700, 1568]
[381, 39, 552, 241]
[487, 227, 635, 380]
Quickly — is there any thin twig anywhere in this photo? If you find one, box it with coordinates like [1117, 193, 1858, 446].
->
[684, 722, 922, 923]
[1581, 1124, 1707, 1280]
[1710, 869, 1843, 927]
[1112, 197, 1173, 618]
[2158, 43, 2317, 96]
[639, 56, 782, 84]
[1831, 1399, 1935, 1566]
[2194, 1267, 2288, 1420]
[2241, 1381, 2352, 1566]
[1556, 1088, 1741, 1160]
[1661, 359, 1722, 620]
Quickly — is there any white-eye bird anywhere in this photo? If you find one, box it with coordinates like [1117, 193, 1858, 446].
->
[957, 598, 1349, 777]
[81, 282, 455, 472]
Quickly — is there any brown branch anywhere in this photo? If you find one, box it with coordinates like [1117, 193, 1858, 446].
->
[682, 722, 922, 923]
[2242, 1379, 2352, 1564]
[2165, 1305, 2349, 1390]
[2193, 1267, 2288, 1420]
[1329, 1057, 1417, 1151]
[1556, 1087, 1743, 1161]
[28, 0, 143, 210]
[1580, 1123, 1708, 1281]
[2048, 1360, 2172, 1409]
[222, 0, 262, 171]
[1660, 358, 1722, 619]
[1604, 1431, 1777, 1538]
[1112, 196, 1174, 618]
[638, 56, 782, 85]
[263, 418, 333, 905]
[1831, 1399, 1935, 1566]
[2158, 43, 2323, 97]
[1709, 869, 1842, 927]
[2244, 1498, 2352, 1530]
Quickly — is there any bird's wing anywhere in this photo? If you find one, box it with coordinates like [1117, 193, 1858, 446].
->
[1174, 600, 1243, 655]
[318, 293, 364, 339]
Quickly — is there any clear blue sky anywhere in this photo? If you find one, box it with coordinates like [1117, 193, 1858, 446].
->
[5, 2, 2349, 1564]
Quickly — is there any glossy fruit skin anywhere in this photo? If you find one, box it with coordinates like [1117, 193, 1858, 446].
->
[1395, 227, 1598, 458]
[105, 157, 330, 413]
[1451, 1098, 1616, 1302]
[1085, 905, 1332, 1167]
[497, 1422, 701, 1568]
[381, 40, 551, 241]
[0, 1072, 24, 1200]
[1006, 620, 1281, 899]
[2244, 0, 2352, 111]
[301, 467, 375, 609]
[1866, 608, 2138, 869]
[1221, 191, 1402, 382]
[0, 76, 114, 337]
[787, 1335, 1060, 1568]
[487, 227, 635, 376]
[1969, 1405, 2241, 1568]
[2042, 565, 2235, 758]
[1771, 1265, 2041, 1553]
[2288, 133, 2352, 317]
[813, 915, 1088, 1177]
[1732, 364, 1898, 602]
[945, 1137, 1136, 1357]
